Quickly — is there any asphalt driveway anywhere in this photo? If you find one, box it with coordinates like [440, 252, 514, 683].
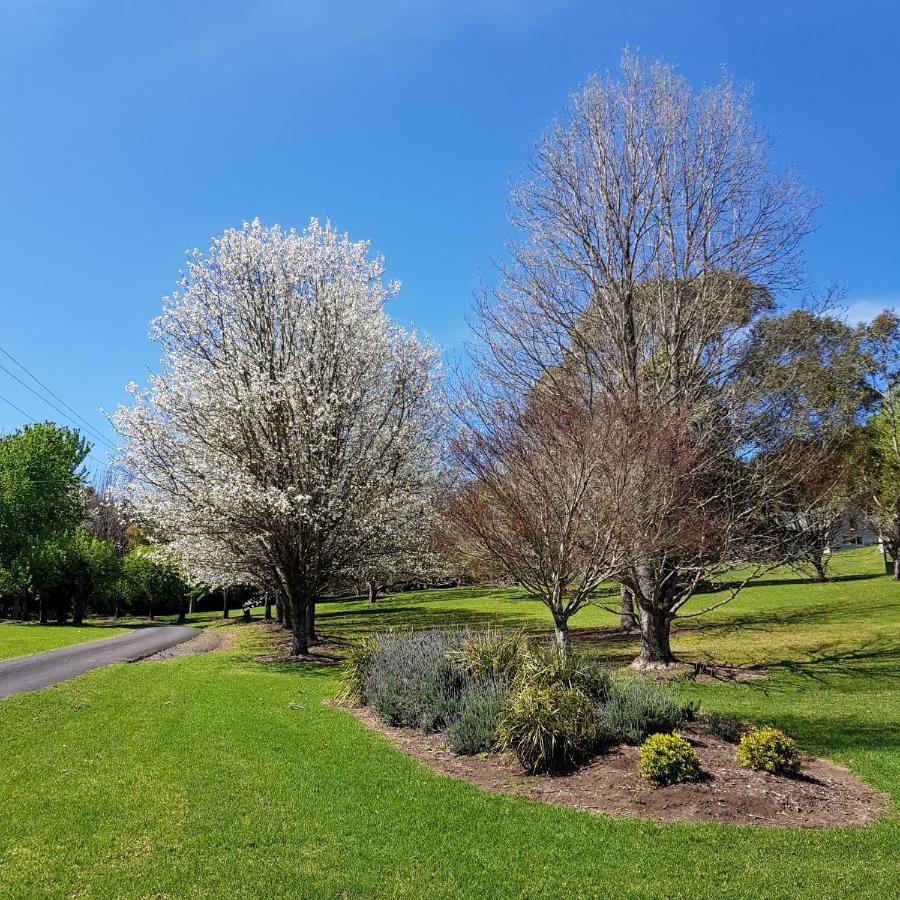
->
[0, 625, 196, 699]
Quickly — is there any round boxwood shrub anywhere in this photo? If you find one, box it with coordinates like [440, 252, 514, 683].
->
[735, 726, 801, 776]
[497, 681, 603, 774]
[638, 732, 701, 786]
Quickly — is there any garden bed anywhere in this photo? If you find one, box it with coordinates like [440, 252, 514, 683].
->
[345, 705, 886, 828]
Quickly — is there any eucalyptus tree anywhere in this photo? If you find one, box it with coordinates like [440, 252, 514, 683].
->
[115, 219, 442, 654]
[860, 312, 900, 577]
[469, 53, 830, 667]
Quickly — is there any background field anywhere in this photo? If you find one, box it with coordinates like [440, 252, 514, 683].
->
[0, 547, 897, 898]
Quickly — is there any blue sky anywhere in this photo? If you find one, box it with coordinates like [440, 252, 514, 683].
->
[1, 0, 898, 476]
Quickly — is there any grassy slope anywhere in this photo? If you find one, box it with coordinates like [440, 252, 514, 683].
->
[0, 548, 897, 899]
[0, 623, 132, 661]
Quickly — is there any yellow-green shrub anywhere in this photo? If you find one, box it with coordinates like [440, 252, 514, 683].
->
[735, 726, 801, 776]
[637, 732, 700, 786]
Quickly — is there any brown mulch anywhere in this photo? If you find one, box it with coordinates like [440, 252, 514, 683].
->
[343, 706, 887, 828]
[252, 622, 341, 665]
[141, 629, 235, 661]
[691, 663, 767, 683]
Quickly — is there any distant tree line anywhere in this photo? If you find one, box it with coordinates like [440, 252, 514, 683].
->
[0, 422, 194, 623]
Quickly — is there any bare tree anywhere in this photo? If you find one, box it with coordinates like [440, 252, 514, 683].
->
[449, 389, 622, 656]
[471, 53, 830, 667]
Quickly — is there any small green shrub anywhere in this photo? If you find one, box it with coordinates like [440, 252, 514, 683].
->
[497, 681, 604, 774]
[638, 732, 701, 786]
[706, 711, 744, 744]
[601, 678, 683, 744]
[335, 634, 377, 706]
[447, 678, 508, 755]
[451, 627, 529, 682]
[736, 726, 801, 776]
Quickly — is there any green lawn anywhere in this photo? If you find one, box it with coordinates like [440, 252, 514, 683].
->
[0, 622, 132, 661]
[0, 548, 897, 898]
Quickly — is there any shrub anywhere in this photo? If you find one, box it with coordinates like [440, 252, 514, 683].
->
[706, 711, 744, 744]
[515, 645, 613, 704]
[601, 678, 683, 744]
[447, 678, 508, 755]
[364, 630, 467, 732]
[451, 627, 529, 682]
[497, 681, 603, 774]
[638, 732, 701, 786]
[736, 726, 801, 776]
[335, 634, 377, 706]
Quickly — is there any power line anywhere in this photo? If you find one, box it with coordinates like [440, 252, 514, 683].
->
[0, 390, 38, 424]
[0, 390, 109, 485]
[0, 350, 117, 452]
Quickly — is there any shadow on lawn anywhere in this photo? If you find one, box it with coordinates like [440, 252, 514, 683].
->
[673, 600, 899, 635]
[724, 572, 885, 590]
[770, 637, 900, 684]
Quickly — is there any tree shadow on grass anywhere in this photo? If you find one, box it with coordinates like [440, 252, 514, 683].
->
[719, 572, 885, 590]
[769, 637, 900, 685]
[673, 600, 899, 636]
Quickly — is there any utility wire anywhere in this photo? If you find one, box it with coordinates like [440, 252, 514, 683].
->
[0, 390, 109, 484]
[0, 343, 118, 447]
[0, 353, 117, 452]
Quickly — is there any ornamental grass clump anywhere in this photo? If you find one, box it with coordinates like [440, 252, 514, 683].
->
[336, 634, 378, 706]
[364, 630, 468, 733]
[451, 626, 529, 682]
[495, 645, 614, 773]
[497, 681, 602, 774]
[638, 732, 701, 786]
[736, 726, 801, 776]
[601, 677, 684, 744]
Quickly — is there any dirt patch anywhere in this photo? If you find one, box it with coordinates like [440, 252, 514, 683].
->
[141, 629, 235, 661]
[252, 623, 341, 665]
[691, 663, 767, 683]
[343, 706, 887, 828]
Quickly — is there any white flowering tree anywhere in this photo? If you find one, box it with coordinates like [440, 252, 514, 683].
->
[115, 219, 442, 655]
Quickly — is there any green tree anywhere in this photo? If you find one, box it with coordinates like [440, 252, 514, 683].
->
[0, 423, 90, 620]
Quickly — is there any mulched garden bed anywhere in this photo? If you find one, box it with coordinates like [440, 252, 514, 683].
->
[343, 705, 887, 828]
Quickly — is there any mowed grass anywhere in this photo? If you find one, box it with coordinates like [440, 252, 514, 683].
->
[0, 548, 898, 899]
[0, 622, 132, 661]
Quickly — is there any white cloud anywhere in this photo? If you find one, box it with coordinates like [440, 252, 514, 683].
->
[841, 295, 900, 325]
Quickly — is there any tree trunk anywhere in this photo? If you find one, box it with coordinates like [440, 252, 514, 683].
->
[188, 592, 196, 615]
[811, 550, 828, 581]
[72, 596, 85, 627]
[264, 595, 273, 620]
[283, 599, 293, 631]
[305, 600, 317, 645]
[12, 592, 21, 622]
[552, 616, 572, 659]
[367, 580, 378, 604]
[39, 595, 48, 625]
[223, 588, 230, 619]
[619, 584, 636, 631]
[177, 595, 186, 624]
[276, 597, 284, 625]
[291, 599, 309, 656]
[894, 557, 900, 581]
[634, 605, 675, 668]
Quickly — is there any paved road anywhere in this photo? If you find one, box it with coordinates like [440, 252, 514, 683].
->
[0, 625, 196, 699]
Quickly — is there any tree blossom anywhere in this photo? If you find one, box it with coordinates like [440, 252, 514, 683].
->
[115, 219, 443, 654]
